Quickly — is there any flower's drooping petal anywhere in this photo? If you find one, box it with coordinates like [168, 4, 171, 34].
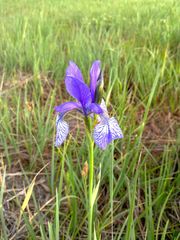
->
[65, 76, 91, 109]
[66, 61, 84, 82]
[54, 101, 82, 114]
[93, 119, 111, 150]
[89, 103, 103, 114]
[93, 117, 123, 149]
[90, 60, 101, 102]
[55, 114, 69, 147]
[108, 117, 124, 140]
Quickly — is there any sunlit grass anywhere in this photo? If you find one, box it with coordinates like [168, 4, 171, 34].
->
[0, 0, 179, 239]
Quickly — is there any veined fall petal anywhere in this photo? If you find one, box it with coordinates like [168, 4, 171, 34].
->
[55, 114, 69, 147]
[93, 117, 123, 149]
[93, 99, 123, 149]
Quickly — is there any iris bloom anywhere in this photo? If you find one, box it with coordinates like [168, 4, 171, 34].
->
[55, 60, 123, 149]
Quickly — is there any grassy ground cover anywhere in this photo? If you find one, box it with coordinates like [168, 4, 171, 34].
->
[0, 0, 180, 239]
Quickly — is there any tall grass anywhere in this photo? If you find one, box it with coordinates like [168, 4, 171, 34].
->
[0, 0, 179, 239]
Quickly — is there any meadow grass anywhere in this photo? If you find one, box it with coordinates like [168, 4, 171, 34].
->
[0, 0, 180, 239]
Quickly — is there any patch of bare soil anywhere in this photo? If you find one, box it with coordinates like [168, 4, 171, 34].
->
[141, 108, 179, 154]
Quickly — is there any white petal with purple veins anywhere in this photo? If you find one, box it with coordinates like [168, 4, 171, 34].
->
[108, 117, 123, 140]
[93, 120, 110, 150]
[93, 117, 123, 150]
[55, 115, 69, 147]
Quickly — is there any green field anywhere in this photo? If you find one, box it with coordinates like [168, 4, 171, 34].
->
[0, 0, 180, 239]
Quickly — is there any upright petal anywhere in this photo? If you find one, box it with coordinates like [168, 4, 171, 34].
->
[65, 76, 91, 109]
[100, 99, 109, 118]
[55, 114, 69, 147]
[93, 117, 123, 149]
[55, 102, 82, 113]
[90, 60, 101, 102]
[66, 61, 84, 82]
[96, 99, 109, 122]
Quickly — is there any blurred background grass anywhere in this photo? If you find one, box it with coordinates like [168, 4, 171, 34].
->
[0, 0, 179, 239]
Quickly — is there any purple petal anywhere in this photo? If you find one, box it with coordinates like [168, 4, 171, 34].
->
[66, 61, 84, 82]
[55, 114, 69, 147]
[93, 117, 123, 149]
[65, 76, 91, 108]
[54, 102, 82, 113]
[90, 60, 101, 102]
[89, 103, 103, 114]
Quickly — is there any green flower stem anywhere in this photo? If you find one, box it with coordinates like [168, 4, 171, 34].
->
[85, 117, 94, 240]
[109, 143, 114, 239]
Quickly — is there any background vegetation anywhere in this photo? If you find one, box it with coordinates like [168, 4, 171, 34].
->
[0, 0, 179, 239]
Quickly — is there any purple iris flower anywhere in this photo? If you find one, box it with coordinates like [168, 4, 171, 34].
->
[54, 60, 123, 149]
[55, 60, 102, 116]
